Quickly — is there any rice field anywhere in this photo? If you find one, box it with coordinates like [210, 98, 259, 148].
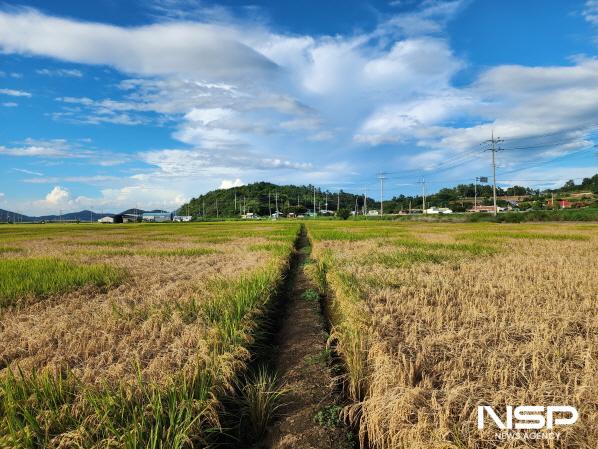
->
[1, 220, 596, 448]
[0, 222, 300, 448]
[306, 220, 598, 449]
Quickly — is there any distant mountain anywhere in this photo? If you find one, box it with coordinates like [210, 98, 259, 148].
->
[0, 208, 173, 223]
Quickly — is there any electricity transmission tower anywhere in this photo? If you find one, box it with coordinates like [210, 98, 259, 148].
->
[483, 132, 504, 216]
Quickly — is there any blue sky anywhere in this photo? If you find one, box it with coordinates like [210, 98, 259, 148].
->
[0, 0, 597, 214]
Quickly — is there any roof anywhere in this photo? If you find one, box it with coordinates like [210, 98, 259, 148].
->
[142, 212, 171, 217]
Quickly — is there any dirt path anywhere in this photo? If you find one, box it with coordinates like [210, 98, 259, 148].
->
[264, 226, 353, 449]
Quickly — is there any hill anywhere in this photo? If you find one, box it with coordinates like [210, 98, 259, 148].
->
[179, 182, 375, 218]
[181, 175, 598, 217]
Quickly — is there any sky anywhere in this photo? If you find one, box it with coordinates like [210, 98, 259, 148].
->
[0, 0, 597, 214]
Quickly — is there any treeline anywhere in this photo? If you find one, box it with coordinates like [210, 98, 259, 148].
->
[179, 182, 376, 218]
[548, 174, 598, 193]
[179, 174, 597, 218]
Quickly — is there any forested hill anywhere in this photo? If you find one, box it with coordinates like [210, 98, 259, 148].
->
[179, 182, 374, 218]
[179, 175, 598, 218]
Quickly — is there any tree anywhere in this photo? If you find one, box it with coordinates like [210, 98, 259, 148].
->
[337, 208, 351, 220]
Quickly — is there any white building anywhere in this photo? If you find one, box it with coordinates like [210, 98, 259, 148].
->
[425, 207, 453, 214]
[367, 210, 379, 216]
[98, 216, 114, 224]
[173, 215, 192, 222]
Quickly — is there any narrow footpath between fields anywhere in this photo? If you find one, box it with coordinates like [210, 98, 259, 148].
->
[264, 225, 353, 449]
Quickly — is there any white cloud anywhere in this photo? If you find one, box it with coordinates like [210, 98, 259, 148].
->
[219, 178, 244, 189]
[36, 68, 83, 77]
[0, 88, 31, 97]
[583, 0, 598, 25]
[38, 186, 70, 205]
[0, 9, 277, 80]
[0, 1, 595, 203]
[2, 102, 17, 107]
[13, 168, 43, 176]
[0, 139, 93, 158]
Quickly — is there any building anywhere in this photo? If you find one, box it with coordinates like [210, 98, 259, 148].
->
[142, 212, 172, 222]
[426, 207, 453, 214]
[367, 210, 379, 216]
[467, 205, 507, 213]
[242, 212, 258, 219]
[173, 215, 192, 222]
[97, 216, 114, 224]
[547, 199, 573, 208]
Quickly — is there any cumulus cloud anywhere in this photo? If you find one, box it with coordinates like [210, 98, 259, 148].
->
[42, 186, 70, 206]
[219, 178, 244, 189]
[0, 1, 595, 207]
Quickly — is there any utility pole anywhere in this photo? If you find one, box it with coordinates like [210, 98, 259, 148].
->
[313, 186, 316, 217]
[377, 173, 387, 215]
[275, 191, 279, 217]
[216, 199, 219, 219]
[234, 191, 237, 212]
[417, 179, 427, 213]
[484, 131, 504, 216]
[364, 186, 367, 216]
[202, 200, 205, 218]
[474, 177, 478, 211]
[268, 191, 272, 218]
[325, 192, 328, 212]
[337, 190, 340, 212]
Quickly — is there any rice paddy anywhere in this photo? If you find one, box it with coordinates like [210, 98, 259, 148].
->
[1, 220, 596, 448]
[306, 220, 598, 448]
[0, 222, 300, 448]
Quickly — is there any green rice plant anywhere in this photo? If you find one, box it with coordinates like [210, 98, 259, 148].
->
[0, 246, 24, 254]
[391, 238, 498, 256]
[76, 249, 136, 256]
[75, 240, 140, 247]
[371, 249, 449, 268]
[137, 248, 218, 257]
[456, 230, 590, 242]
[0, 258, 124, 307]
[248, 242, 293, 257]
[238, 366, 287, 443]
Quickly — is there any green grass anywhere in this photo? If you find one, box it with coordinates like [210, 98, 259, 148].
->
[301, 288, 320, 302]
[0, 258, 124, 307]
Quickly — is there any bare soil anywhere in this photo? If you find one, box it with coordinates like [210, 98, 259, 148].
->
[265, 229, 353, 449]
